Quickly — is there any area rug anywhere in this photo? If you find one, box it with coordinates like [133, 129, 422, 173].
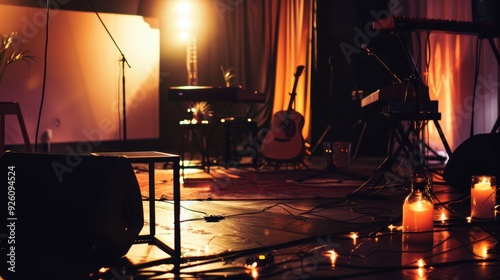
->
[133, 164, 368, 200]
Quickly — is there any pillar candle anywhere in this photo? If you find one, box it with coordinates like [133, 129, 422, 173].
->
[471, 176, 496, 219]
[402, 200, 434, 244]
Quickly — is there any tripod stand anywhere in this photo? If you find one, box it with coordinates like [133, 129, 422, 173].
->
[360, 35, 452, 188]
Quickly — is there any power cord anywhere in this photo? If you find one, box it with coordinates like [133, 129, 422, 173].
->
[34, 0, 50, 152]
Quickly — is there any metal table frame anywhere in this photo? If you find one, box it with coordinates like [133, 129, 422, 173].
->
[93, 151, 181, 274]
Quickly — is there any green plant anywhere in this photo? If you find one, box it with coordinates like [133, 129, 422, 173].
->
[0, 32, 36, 84]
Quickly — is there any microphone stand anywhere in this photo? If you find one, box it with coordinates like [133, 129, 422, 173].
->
[362, 44, 402, 85]
[88, 0, 131, 143]
[360, 43, 415, 187]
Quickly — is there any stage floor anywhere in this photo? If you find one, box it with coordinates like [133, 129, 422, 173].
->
[118, 156, 499, 279]
[2, 155, 498, 279]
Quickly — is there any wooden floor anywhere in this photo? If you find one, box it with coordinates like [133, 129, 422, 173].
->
[3, 154, 499, 279]
[118, 156, 499, 279]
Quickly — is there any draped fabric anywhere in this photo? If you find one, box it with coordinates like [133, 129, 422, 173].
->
[197, 0, 314, 143]
[403, 0, 499, 152]
[273, 0, 314, 143]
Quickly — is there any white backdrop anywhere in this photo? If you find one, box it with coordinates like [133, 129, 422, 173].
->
[0, 4, 160, 146]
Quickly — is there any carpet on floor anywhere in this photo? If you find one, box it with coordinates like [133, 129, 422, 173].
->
[133, 164, 369, 200]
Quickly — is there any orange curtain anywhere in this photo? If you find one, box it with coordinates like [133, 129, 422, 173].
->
[198, 0, 314, 144]
[272, 0, 314, 144]
[407, 0, 499, 152]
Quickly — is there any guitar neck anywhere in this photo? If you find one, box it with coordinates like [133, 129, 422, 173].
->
[286, 65, 305, 112]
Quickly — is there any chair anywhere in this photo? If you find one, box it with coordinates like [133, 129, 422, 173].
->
[0, 102, 32, 153]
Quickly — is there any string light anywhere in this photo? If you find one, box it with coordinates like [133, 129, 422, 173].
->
[440, 210, 446, 223]
[417, 259, 425, 278]
[328, 249, 338, 268]
[350, 232, 358, 245]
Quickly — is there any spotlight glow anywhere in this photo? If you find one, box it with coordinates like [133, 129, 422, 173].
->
[177, 17, 192, 29]
[179, 31, 190, 41]
[176, 1, 192, 15]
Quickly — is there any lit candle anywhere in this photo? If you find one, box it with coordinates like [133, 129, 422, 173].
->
[402, 199, 434, 244]
[471, 176, 496, 219]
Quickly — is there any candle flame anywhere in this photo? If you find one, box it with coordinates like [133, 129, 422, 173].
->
[482, 247, 488, 259]
[440, 211, 446, 223]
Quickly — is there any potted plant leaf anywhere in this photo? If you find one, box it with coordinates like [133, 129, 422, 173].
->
[0, 32, 36, 153]
[0, 32, 36, 84]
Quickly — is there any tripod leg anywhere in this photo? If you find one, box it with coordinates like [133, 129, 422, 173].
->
[432, 119, 452, 157]
[491, 117, 500, 133]
[352, 120, 367, 161]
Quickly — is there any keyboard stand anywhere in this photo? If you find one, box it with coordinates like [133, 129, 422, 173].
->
[487, 37, 500, 133]
[376, 103, 452, 185]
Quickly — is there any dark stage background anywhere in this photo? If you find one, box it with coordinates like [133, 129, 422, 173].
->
[314, 0, 409, 157]
[1, 0, 413, 158]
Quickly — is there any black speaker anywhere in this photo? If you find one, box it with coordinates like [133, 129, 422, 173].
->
[472, 0, 500, 23]
[443, 133, 500, 191]
[0, 151, 143, 278]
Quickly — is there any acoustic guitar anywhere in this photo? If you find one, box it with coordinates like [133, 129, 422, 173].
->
[261, 65, 306, 161]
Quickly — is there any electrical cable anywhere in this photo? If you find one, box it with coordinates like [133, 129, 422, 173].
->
[34, 0, 50, 152]
[128, 193, 499, 279]
[470, 37, 483, 137]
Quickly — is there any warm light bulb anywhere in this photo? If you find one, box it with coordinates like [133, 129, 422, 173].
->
[179, 31, 190, 41]
[417, 259, 425, 278]
[177, 17, 192, 29]
[418, 267, 424, 279]
[328, 250, 338, 267]
[176, 1, 192, 15]
[251, 267, 259, 278]
[440, 211, 446, 223]
[350, 232, 358, 244]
